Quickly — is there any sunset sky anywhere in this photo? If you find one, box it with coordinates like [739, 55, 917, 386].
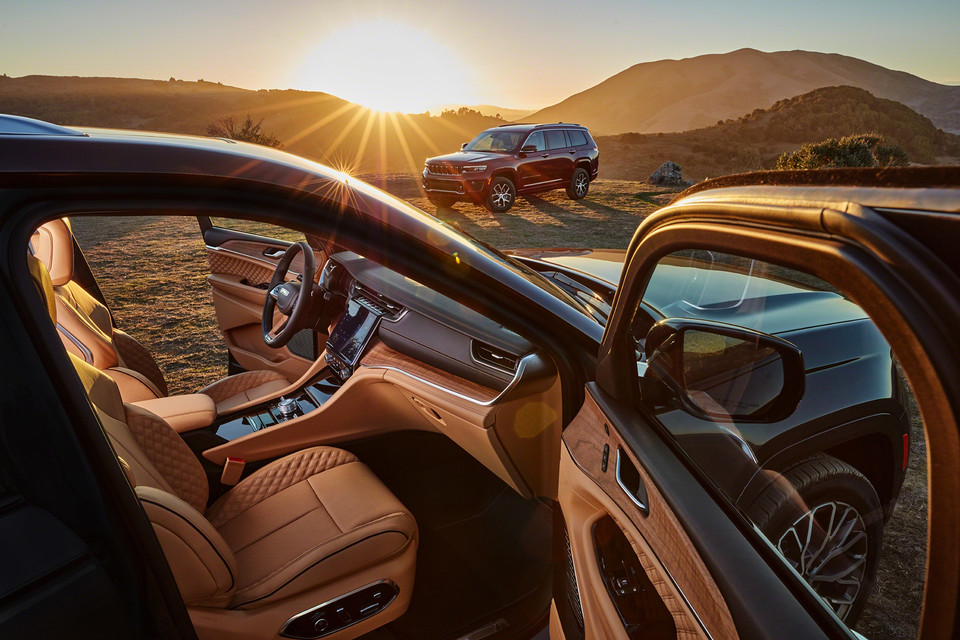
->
[2, 0, 958, 113]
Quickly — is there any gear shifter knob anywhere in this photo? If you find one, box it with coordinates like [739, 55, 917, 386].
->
[277, 397, 298, 419]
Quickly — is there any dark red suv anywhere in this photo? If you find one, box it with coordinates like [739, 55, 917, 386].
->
[422, 123, 599, 212]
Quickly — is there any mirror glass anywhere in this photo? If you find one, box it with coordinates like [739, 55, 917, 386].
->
[680, 329, 784, 419]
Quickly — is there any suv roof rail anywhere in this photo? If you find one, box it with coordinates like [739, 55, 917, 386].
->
[0, 114, 85, 137]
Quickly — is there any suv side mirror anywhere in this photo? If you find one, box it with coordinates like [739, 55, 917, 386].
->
[461, 142, 468, 150]
[641, 318, 804, 422]
[520, 144, 537, 154]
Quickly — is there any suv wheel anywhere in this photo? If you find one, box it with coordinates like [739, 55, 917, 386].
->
[747, 454, 882, 623]
[428, 194, 457, 208]
[567, 167, 590, 200]
[485, 177, 515, 213]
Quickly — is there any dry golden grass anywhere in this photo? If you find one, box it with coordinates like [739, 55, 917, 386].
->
[71, 175, 924, 639]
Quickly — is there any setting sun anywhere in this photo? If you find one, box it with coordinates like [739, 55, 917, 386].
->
[289, 19, 479, 113]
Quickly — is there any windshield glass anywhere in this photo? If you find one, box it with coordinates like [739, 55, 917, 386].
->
[463, 130, 523, 152]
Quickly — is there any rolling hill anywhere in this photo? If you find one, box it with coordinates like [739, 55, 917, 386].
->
[521, 48, 960, 135]
[596, 85, 960, 182]
[0, 75, 503, 175]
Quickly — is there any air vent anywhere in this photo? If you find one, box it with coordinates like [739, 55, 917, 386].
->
[352, 282, 403, 318]
[472, 342, 519, 373]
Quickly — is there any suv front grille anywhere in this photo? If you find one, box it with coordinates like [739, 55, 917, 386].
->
[427, 164, 460, 175]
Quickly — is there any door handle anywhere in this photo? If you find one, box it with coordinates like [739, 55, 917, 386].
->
[541, 154, 549, 158]
[568, 150, 576, 154]
[615, 448, 649, 515]
[263, 247, 285, 258]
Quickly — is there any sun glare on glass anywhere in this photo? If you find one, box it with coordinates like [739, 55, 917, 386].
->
[290, 19, 477, 113]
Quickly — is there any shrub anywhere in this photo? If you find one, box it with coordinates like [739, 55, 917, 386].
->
[776, 133, 909, 170]
[206, 115, 283, 149]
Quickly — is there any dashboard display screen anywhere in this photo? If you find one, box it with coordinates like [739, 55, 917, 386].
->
[326, 299, 380, 366]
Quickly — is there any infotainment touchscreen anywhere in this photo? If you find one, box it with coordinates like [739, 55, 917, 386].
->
[326, 299, 380, 366]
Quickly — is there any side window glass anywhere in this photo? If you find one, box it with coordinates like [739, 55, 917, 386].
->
[568, 129, 588, 147]
[523, 131, 545, 152]
[209, 217, 305, 244]
[545, 130, 567, 150]
[633, 249, 926, 637]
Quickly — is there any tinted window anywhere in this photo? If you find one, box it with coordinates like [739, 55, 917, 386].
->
[545, 130, 567, 150]
[567, 130, 588, 147]
[523, 131, 545, 152]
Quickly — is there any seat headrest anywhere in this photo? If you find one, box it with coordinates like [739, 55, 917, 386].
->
[27, 254, 57, 324]
[32, 218, 74, 286]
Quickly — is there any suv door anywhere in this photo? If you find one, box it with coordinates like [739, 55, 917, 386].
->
[554, 185, 955, 639]
[544, 129, 574, 185]
[517, 131, 553, 191]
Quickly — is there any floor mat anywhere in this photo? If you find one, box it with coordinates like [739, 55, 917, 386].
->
[345, 432, 553, 640]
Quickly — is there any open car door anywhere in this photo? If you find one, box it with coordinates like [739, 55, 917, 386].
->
[552, 184, 960, 640]
[199, 217, 328, 381]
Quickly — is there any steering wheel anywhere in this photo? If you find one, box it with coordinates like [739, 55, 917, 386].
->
[262, 242, 315, 348]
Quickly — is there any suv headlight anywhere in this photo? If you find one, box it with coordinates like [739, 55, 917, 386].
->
[462, 164, 487, 172]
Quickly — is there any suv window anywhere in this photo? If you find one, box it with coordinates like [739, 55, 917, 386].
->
[567, 129, 588, 147]
[523, 131, 545, 152]
[545, 130, 567, 150]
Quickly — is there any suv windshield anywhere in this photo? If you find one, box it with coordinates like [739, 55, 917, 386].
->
[463, 130, 523, 152]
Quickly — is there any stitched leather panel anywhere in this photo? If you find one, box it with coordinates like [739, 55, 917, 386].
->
[199, 369, 288, 404]
[125, 404, 209, 512]
[114, 329, 169, 396]
[207, 251, 274, 286]
[206, 447, 358, 528]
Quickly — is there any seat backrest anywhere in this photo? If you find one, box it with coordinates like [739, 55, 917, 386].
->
[32, 218, 168, 401]
[29, 253, 235, 606]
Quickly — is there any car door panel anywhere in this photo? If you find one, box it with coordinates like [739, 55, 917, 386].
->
[203, 234, 328, 381]
[559, 387, 737, 639]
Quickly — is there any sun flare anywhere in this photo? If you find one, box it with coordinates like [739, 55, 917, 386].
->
[290, 19, 478, 113]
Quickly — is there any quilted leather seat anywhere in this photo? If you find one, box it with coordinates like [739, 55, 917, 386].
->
[28, 255, 418, 639]
[31, 218, 290, 412]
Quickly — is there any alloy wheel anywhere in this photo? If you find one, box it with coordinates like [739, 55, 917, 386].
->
[490, 182, 513, 209]
[775, 500, 868, 621]
[574, 173, 588, 197]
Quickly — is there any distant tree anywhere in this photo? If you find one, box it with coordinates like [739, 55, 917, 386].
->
[206, 115, 283, 149]
[776, 133, 909, 170]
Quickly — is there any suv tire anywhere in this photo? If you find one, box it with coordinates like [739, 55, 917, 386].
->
[485, 177, 516, 213]
[746, 453, 882, 623]
[567, 167, 590, 200]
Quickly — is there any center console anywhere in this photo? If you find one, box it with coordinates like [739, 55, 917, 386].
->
[214, 375, 342, 441]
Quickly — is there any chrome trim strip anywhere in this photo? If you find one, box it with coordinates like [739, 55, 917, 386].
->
[57, 323, 93, 363]
[278, 579, 398, 638]
[467, 338, 519, 376]
[615, 449, 648, 513]
[360, 352, 537, 407]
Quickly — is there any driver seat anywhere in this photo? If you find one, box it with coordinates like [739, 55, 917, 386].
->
[32, 218, 290, 412]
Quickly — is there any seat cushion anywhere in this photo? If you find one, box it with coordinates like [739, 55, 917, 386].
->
[206, 448, 417, 608]
[199, 369, 290, 414]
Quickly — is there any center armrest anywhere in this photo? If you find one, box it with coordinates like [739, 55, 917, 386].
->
[130, 394, 217, 433]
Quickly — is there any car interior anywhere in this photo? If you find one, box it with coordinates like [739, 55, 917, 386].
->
[26, 214, 564, 640]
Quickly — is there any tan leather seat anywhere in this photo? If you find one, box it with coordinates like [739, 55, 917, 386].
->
[27, 255, 418, 639]
[32, 218, 290, 412]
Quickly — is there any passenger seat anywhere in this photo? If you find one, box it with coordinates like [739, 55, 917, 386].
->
[32, 218, 290, 412]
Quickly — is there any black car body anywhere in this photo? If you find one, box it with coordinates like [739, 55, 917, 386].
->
[422, 123, 599, 212]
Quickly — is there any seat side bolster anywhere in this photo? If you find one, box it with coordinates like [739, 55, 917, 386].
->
[105, 367, 164, 402]
[137, 486, 238, 608]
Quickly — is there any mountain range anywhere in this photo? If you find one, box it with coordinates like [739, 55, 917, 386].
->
[521, 48, 960, 135]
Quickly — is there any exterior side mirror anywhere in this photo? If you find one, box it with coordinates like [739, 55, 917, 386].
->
[461, 142, 468, 150]
[642, 318, 804, 422]
[520, 144, 537, 154]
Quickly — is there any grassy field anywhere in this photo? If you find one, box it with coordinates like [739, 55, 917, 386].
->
[71, 175, 925, 639]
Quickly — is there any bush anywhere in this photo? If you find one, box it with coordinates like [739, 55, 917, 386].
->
[776, 133, 909, 170]
[206, 115, 283, 149]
